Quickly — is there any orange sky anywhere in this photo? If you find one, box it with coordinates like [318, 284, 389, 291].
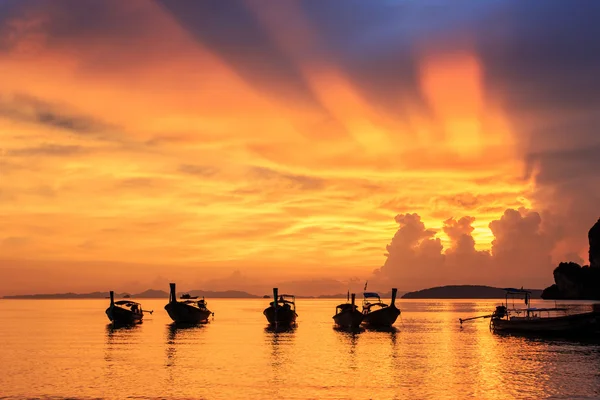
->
[0, 1, 596, 295]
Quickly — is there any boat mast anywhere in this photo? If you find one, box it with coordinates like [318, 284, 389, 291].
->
[169, 283, 176, 304]
[273, 287, 278, 326]
[391, 288, 398, 307]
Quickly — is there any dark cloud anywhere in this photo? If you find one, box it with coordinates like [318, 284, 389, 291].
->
[249, 166, 325, 191]
[468, 2, 600, 253]
[0, 94, 112, 134]
[114, 177, 165, 190]
[178, 164, 219, 177]
[434, 193, 515, 210]
[1, 236, 29, 247]
[154, 0, 321, 109]
[7, 144, 87, 157]
[476, 1, 600, 114]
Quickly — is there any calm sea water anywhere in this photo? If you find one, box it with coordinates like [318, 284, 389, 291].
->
[1, 298, 600, 400]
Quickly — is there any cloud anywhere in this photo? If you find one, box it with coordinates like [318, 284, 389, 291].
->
[249, 166, 325, 191]
[155, 0, 323, 109]
[489, 208, 560, 280]
[7, 144, 87, 157]
[373, 208, 566, 290]
[374, 213, 445, 289]
[0, 0, 598, 295]
[0, 94, 112, 134]
[178, 164, 219, 177]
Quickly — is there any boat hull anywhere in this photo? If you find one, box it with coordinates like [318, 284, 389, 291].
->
[333, 310, 364, 328]
[165, 302, 212, 324]
[263, 306, 297, 326]
[363, 306, 400, 327]
[106, 306, 142, 325]
[492, 311, 600, 335]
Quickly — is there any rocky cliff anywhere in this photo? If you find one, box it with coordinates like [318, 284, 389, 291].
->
[589, 218, 600, 268]
[542, 218, 600, 300]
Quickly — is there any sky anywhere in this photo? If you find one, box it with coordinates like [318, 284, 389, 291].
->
[1, 0, 600, 296]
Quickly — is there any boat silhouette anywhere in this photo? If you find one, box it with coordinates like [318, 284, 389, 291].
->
[333, 293, 364, 329]
[105, 290, 152, 325]
[263, 288, 297, 327]
[361, 288, 401, 327]
[460, 288, 600, 336]
[164, 283, 213, 324]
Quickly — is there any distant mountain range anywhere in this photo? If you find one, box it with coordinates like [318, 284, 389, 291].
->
[401, 285, 543, 299]
[2, 289, 406, 300]
[2, 289, 260, 299]
[3, 286, 541, 300]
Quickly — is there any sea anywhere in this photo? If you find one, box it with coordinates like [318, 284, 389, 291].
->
[1, 298, 599, 400]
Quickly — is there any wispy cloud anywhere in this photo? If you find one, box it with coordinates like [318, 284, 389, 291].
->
[0, 0, 598, 294]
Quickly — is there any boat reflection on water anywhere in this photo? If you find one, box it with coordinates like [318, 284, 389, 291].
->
[264, 324, 297, 334]
[365, 325, 399, 334]
[334, 328, 361, 368]
[105, 323, 142, 345]
[104, 323, 142, 365]
[165, 323, 206, 369]
[333, 325, 364, 334]
[265, 323, 296, 394]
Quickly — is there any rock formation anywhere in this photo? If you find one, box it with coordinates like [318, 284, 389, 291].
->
[541, 218, 600, 300]
[589, 218, 600, 268]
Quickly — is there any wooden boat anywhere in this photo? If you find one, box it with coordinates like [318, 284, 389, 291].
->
[263, 288, 297, 327]
[361, 288, 401, 327]
[460, 288, 600, 335]
[164, 283, 213, 324]
[333, 293, 364, 328]
[105, 291, 152, 325]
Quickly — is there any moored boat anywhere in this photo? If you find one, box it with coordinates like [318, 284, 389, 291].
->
[361, 288, 401, 327]
[460, 288, 600, 335]
[333, 293, 364, 328]
[105, 291, 152, 325]
[263, 288, 297, 327]
[164, 283, 213, 324]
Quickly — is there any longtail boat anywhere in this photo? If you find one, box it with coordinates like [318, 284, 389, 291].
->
[105, 291, 152, 325]
[333, 293, 364, 328]
[361, 288, 401, 327]
[263, 288, 297, 327]
[164, 283, 213, 324]
[459, 288, 600, 335]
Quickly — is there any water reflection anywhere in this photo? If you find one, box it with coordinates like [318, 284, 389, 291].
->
[7, 299, 600, 399]
[365, 325, 399, 333]
[164, 323, 206, 369]
[264, 324, 297, 333]
[333, 325, 364, 334]
[103, 323, 142, 380]
[105, 323, 141, 357]
[264, 324, 296, 396]
[494, 330, 600, 345]
[334, 328, 361, 368]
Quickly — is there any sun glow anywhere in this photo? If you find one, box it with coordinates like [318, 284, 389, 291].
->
[0, 1, 535, 293]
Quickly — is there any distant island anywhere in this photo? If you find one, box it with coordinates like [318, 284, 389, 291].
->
[542, 218, 600, 300]
[402, 285, 542, 299]
[2, 289, 406, 300]
[3, 289, 260, 299]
